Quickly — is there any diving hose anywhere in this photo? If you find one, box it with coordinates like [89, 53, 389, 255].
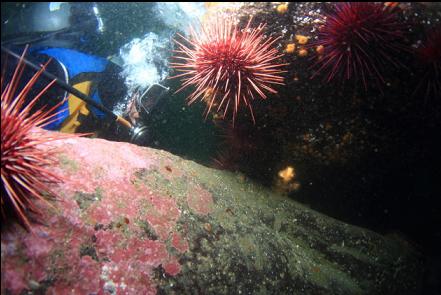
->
[1, 45, 133, 131]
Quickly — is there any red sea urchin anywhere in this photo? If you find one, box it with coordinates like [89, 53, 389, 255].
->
[1, 49, 72, 230]
[311, 2, 408, 91]
[169, 16, 286, 124]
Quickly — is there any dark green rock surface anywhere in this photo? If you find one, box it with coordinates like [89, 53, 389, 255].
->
[1, 134, 423, 294]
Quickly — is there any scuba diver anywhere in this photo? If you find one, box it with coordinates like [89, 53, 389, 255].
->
[1, 2, 169, 146]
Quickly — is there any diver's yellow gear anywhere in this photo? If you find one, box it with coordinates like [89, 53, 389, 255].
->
[60, 81, 91, 133]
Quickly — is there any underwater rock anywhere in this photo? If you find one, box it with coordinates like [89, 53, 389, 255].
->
[1, 131, 422, 294]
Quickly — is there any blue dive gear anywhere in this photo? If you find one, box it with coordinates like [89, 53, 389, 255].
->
[35, 47, 109, 130]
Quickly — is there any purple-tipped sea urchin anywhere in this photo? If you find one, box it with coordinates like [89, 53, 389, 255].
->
[311, 2, 408, 91]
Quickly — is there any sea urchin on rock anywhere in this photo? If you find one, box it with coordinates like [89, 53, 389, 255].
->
[169, 16, 286, 124]
[311, 2, 408, 91]
[1, 49, 73, 230]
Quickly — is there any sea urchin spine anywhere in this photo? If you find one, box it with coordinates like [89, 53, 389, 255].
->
[169, 16, 287, 124]
[311, 2, 408, 91]
[1, 48, 74, 230]
[414, 27, 441, 101]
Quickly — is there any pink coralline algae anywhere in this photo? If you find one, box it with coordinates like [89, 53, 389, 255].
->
[145, 193, 181, 241]
[95, 230, 174, 293]
[0, 134, 196, 294]
[186, 183, 214, 215]
[171, 231, 189, 253]
[1, 129, 423, 294]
